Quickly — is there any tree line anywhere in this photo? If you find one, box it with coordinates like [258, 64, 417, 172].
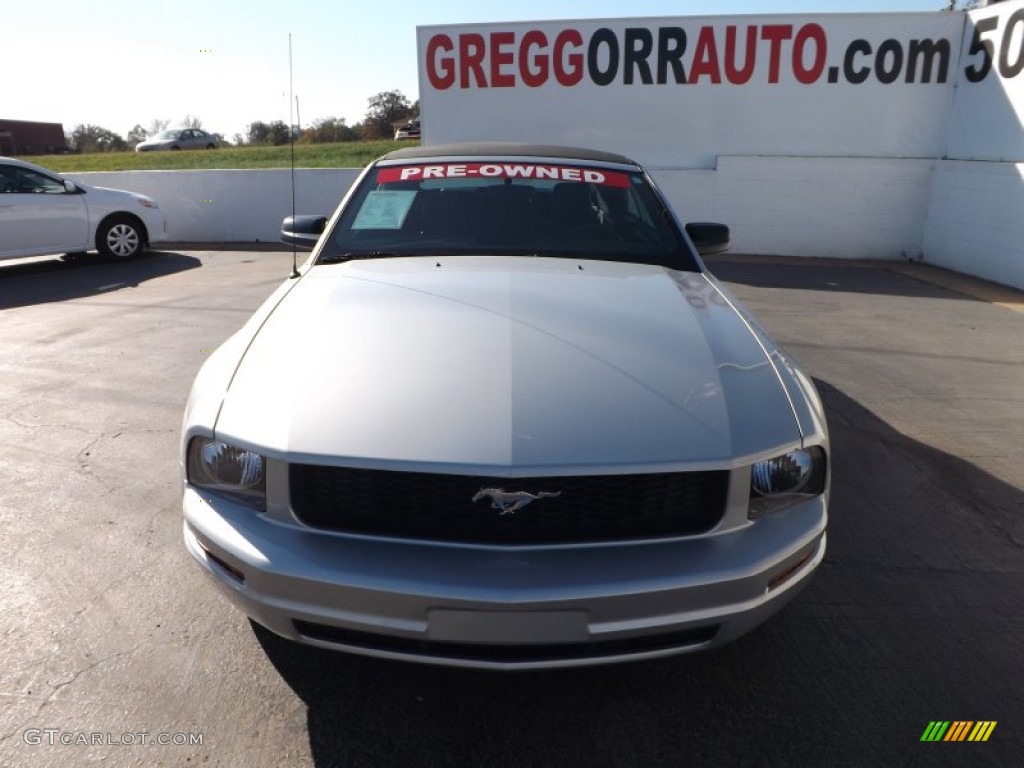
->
[65, 91, 417, 153]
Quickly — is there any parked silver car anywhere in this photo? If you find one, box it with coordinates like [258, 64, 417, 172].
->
[181, 143, 829, 669]
[135, 128, 217, 152]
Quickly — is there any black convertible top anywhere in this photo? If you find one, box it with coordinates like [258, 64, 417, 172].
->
[380, 142, 639, 167]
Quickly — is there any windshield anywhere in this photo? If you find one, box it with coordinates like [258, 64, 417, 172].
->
[317, 161, 697, 270]
[156, 130, 181, 139]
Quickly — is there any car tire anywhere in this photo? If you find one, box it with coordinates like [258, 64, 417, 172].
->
[171, 146, 181, 151]
[206, 144, 216, 149]
[96, 216, 145, 260]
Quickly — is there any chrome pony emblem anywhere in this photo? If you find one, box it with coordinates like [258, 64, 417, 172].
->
[472, 488, 562, 516]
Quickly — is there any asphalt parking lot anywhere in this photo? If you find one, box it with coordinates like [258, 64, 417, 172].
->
[1, 248, 1021, 767]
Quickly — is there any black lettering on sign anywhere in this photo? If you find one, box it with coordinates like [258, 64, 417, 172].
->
[875, 39, 903, 84]
[656, 27, 687, 84]
[999, 9, 1024, 79]
[624, 28, 654, 85]
[588, 28, 619, 86]
[906, 39, 950, 83]
[844, 39, 872, 84]
[965, 16, 998, 82]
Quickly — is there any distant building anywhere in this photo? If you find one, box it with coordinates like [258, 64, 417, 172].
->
[0, 119, 67, 156]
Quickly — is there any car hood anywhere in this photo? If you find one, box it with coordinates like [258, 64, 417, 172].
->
[82, 184, 144, 200]
[214, 256, 800, 471]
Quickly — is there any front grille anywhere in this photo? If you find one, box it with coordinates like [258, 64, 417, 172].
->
[289, 465, 729, 545]
[293, 620, 720, 663]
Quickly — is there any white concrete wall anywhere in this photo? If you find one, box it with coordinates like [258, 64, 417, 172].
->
[66, 169, 361, 243]
[68, 158, 1024, 291]
[652, 156, 934, 259]
[72, 158, 934, 260]
[922, 160, 1024, 290]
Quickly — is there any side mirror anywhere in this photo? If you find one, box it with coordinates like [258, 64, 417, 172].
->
[685, 222, 731, 256]
[281, 215, 328, 248]
[63, 180, 79, 193]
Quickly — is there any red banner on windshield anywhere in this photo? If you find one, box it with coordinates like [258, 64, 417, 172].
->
[377, 163, 630, 187]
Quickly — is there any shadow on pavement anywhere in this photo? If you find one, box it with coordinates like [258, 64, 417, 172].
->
[0, 250, 201, 310]
[707, 258, 976, 302]
[253, 379, 1023, 768]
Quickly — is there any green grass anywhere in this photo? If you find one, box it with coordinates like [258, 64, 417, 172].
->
[19, 140, 420, 172]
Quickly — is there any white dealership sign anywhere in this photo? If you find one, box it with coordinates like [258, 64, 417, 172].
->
[946, 1, 1024, 161]
[417, 10, 1019, 167]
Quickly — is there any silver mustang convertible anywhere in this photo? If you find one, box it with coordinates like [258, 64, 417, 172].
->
[181, 144, 829, 669]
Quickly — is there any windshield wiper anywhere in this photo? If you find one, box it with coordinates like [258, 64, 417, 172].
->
[318, 251, 414, 264]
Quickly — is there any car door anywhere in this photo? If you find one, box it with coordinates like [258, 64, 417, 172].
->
[0, 164, 89, 259]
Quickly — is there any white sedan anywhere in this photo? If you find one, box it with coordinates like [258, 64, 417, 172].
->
[0, 156, 167, 261]
[181, 143, 829, 669]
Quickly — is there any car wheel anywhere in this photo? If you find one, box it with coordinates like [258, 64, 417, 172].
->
[96, 216, 145, 260]
[171, 145, 181, 151]
[206, 143, 216, 149]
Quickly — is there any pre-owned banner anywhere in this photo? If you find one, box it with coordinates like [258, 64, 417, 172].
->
[417, 10, 1007, 167]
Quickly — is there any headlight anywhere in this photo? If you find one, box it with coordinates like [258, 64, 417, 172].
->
[186, 437, 266, 510]
[749, 446, 826, 519]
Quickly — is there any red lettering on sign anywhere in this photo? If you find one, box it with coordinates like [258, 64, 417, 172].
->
[490, 32, 515, 87]
[761, 25, 794, 84]
[793, 24, 827, 84]
[690, 26, 722, 84]
[520, 30, 549, 87]
[423, 24, 848, 91]
[725, 25, 757, 84]
[426, 34, 455, 90]
[459, 33, 487, 88]
[554, 29, 584, 86]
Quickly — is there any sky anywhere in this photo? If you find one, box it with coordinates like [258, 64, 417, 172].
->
[7, 0, 953, 143]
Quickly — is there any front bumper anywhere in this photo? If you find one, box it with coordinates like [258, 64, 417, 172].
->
[183, 487, 826, 670]
[141, 208, 169, 244]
